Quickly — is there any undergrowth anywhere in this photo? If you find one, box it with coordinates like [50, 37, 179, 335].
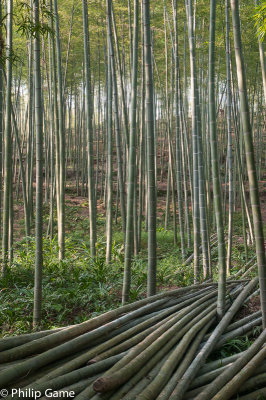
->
[0, 231, 192, 336]
[0, 203, 257, 339]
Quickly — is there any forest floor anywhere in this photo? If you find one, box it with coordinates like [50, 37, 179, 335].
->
[0, 179, 265, 365]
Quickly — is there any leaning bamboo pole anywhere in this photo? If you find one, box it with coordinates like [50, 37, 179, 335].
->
[231, 0, 266, 328]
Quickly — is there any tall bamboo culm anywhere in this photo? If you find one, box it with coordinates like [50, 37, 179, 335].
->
[209, 0, 226, 318]
[54, 0, 65, 261]
[231, 0, 266, 328]
[123, 0, 139, 304]
[33, 0, 43, 328]
[106, 0, 113, 265]
[82, 0, 97, 258]
[2, 0, 13, 277]
[143, 0, 157, 296]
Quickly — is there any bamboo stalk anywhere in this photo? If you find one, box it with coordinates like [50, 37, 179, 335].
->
[212, 345, 266, 400]
[194, 329, 266, 400]
[137, 310, 216, 399]
[168, 277, 258, 400]
[157, 320, 214, 400]
[93, 295, 219, 393]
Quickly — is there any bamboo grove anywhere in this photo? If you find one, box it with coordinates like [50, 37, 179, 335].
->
[0, 0, 265, 328]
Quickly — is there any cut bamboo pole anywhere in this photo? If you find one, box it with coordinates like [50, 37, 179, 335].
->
[168, 277, 259, 400]
[194, 329, 266, 400]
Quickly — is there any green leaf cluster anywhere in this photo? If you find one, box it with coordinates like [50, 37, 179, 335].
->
[253, 1, 266, 40]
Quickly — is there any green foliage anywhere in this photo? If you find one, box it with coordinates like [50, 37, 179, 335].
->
[220, 335, 253, 357]
[15, 0, 54, 39]
[253, 1, 266, 40]
[0, 202, 257, 338]
[209, 324, 261, 361]
[0, 236, 124, 335]
[206, 335, 253, 363]
[0, 217, 188, 336]
[4, 0, 261, 89]
[0, 0, 54, 68]
[0, 48, 21, 70]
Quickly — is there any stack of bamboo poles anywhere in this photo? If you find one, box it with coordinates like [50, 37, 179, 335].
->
[0, 278, 264, 400]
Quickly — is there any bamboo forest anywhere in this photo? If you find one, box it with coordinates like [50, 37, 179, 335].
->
[0, 0, 265, 398]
